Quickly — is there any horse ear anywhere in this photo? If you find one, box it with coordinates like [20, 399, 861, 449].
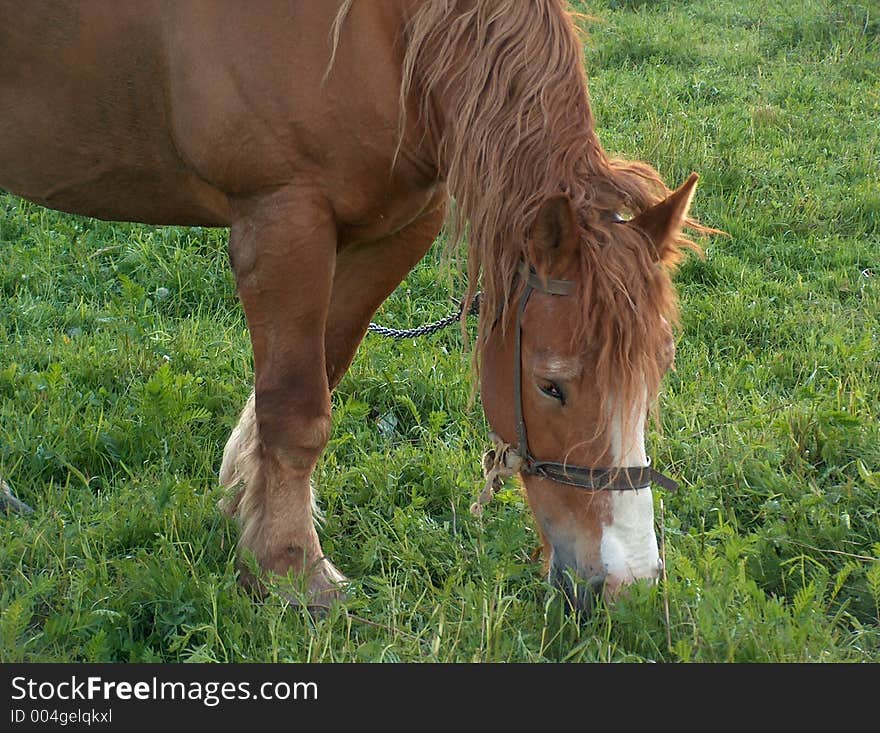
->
[527, 195, 579, 277]
[629, 173, 699, 261]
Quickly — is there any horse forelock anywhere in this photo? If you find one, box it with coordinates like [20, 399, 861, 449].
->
[575, 217, 681, 449]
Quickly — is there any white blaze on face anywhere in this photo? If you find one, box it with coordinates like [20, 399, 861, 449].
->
[599, 391, 661, 589]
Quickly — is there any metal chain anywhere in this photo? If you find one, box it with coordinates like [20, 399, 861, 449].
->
[367, 292, 481, 339]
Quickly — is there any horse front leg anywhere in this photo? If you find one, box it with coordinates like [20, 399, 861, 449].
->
[223, 188, 345, 609]
[222, 192, 445, 428]
[324, 191, 447, 390]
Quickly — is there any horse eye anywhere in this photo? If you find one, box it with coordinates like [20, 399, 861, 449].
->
[539, 381, 565, 404]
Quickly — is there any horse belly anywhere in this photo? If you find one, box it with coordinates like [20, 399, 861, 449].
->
[0, 166, 232, 227]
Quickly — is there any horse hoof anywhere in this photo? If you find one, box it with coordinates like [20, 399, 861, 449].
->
[0, 479, 33, 516]
[304, 556, 350, 613]
[237, 555, 349, 614]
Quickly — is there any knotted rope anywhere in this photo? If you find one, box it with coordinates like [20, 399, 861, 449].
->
[470, 432, 523, 517]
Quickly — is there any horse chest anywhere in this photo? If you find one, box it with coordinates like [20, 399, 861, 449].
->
[335, 181, 442, 247]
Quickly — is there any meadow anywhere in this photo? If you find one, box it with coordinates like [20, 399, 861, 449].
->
[1, 0, 878, 662]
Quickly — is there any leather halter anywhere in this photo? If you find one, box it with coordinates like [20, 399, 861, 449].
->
[510, 262, 679, 492]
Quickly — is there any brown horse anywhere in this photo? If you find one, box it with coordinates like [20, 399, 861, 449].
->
[0, 0, 704, 613]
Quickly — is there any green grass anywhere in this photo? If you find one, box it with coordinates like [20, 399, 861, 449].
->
[1, 0, 878, 662]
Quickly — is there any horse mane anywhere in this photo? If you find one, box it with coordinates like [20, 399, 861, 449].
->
[335, 0, 706, 443]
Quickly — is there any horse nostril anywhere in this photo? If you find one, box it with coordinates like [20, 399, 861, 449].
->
[550, 561, 606, 615]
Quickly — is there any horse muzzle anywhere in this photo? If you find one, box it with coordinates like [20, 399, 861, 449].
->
[548, 537, 661, 615]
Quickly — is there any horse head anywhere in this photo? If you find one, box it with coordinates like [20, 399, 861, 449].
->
[480, 174, 699, 612]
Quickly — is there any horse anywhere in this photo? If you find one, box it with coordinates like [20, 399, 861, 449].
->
[0, 0, 705, 613]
